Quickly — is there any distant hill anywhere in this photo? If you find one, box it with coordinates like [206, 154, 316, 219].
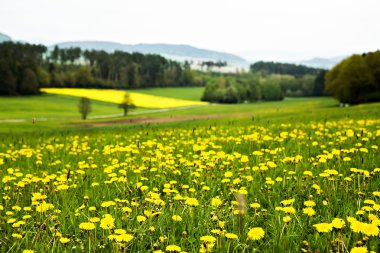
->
[53, 41, 248, 66]
[299, 56, 346, 69]
[0, 32, 11, 43]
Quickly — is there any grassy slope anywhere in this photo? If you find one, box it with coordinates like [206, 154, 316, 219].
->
[0, 94, 148, 120]
[131, 87, 205, 101]
[1, 97, 380, 134]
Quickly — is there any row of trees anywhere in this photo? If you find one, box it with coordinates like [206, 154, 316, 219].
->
[0, 42, 204, 95]
[201, 75, 284, 103]
[325, 51, 380, 104]
[201, 68, 327, 104]
[250, 61, 321, 76]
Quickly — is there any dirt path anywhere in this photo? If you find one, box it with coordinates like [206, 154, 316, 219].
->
[74, 113, 253, 127]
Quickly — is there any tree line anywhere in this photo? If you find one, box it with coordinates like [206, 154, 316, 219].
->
[201, 64, 326, 103]
[0, 42, 203, 95]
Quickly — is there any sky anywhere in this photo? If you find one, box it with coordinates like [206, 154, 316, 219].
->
[1, 0, 379, 62]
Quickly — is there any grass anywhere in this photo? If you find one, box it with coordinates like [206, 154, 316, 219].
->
[131, 86, 205, 101]
[0, 94, 147, 120]
[1, 97, 380, 134]
[0, 99, 379, 252]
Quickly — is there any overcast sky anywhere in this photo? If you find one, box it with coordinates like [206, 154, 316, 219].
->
[1, 0, 379, 61]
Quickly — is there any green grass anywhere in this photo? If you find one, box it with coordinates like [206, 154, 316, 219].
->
[132, 86, 205, 101]
[0, 94, 147, 120]
[1, 97, 380, 134]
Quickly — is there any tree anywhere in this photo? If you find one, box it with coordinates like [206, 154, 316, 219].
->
[325, 55, 376, 104]
[0, 59, 17, 95]
[78, 97, 91, 120]
[19, 68, 39, 94]
[118, 92, 135, 116]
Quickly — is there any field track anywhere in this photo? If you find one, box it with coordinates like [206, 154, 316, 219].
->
[73, 112, 252, 127]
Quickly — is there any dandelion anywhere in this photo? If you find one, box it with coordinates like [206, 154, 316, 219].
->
[313, 223, 333, 233]
[283, 216, 292, 223]
[302, 207, 316, 216]
[225, 233, 238, 239]
[79, 222, 95, 230]
[200, 235, 217, 244]
[185, 198, 199, 207]
[165, 245, 181, 252]
[100, 214, 115, 229]
[350, 247, 368, 253]
[211, 197, 223, 207]
[172, 215, 182, 222]
[59, 237, 70, 244]
[137, 215, 147, 223]
[304, 201, 316, 207]
[331, 218, 345, 229]
[247, 227, 265, 241]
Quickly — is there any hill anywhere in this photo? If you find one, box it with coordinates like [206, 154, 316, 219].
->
[0, 32, 11, 42]
[299, 56, 346, 69]
[53, 41, 248, 66]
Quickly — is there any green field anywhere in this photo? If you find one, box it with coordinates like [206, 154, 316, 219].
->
[0, 94, 151, 120]
[1, 94, 380, 134]
[0, 95, 379, 253]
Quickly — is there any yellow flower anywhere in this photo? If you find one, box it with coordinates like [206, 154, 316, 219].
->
[350, 246, 368, 253]
[313, 223, 333, 233]
[304, 200, 316, 207]
[211, 197, 223, 207]
[89, 217, 100, 223]
[250, 203, 261, 209]
[59, 237, 70, 244]
[185, 198, 199, 207]
[137, 215, 147, 223]
[200, 235, 217, 244]
[100, 214, 115, 229]
[35, 202, 54, 212]
[116, 233, 133, 242]
[247, 227, 265, 241]
[225, 233, 238, 239]
[12, 233, 23, 239]
[79, 222, 95, 230]
[331, 218, 345, 229]
[362, 223, 379, 236]
[281, 199, 295, 206]
[22, 250, 34, 253]
[283, 216, 292, 223]
[115, 229, 126, 235]
[302, 207, 316, 216]
[166, 245, 181, 252]
[172, 215, 182, 222]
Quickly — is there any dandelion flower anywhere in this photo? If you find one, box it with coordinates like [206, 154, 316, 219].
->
[350, 246, 368, 253]
[225, 233, 238, 239]
[79, 222, 95, 230]
[247, 227, 265, 241]
[302, 207, 316, 216]
[313, 223, 333, 233]
[59, 237, 70, 244]
[165, 245, 181, 252]
[100, 214, 115, 230]
[200, 235, 217, 244]
[172, 215, 182, 222]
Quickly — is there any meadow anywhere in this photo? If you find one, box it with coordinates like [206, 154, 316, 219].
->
[0, 91, 379, 253]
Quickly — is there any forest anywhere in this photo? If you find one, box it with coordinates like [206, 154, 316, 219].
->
[0, 42, 201, 95]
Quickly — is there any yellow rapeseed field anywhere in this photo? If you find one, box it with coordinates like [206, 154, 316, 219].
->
[41, 88, 207, 108]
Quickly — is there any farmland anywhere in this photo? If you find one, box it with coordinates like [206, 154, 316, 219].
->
[0, 94, 379, 252]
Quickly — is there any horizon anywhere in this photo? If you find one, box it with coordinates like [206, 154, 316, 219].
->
[1, 0, 379, 62]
